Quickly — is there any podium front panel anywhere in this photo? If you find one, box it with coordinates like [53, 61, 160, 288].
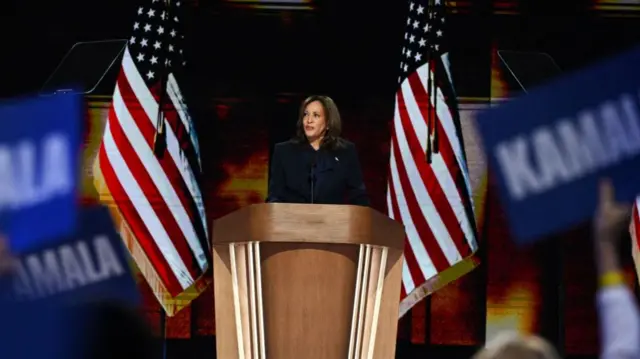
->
[213, 241, 403, 359]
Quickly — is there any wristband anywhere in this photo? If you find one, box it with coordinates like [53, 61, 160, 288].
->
[599, 271, 625, 288]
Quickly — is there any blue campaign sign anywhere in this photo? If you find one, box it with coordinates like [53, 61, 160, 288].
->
[0, 206, 139, 359]
[0, 93, 81, 253]
[8, 205, 139, 306]
[476, 46, 640, 243]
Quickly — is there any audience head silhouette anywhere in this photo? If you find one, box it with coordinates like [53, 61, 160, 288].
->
[472, 332, 560, 359]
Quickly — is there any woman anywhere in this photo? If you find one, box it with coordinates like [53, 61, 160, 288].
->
[266, 95, 369, 206]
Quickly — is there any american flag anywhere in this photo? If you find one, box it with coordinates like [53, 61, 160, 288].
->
[93, 0, 210, 315]
[387, 0, 479, 317]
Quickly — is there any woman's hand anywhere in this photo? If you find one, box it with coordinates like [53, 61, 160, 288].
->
[594, 179, 632, 244]
[593, 179, 632, 275]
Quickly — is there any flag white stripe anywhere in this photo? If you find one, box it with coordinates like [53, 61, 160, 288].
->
[112, 86, 208, 271]
[441, 53, 454, 92]
[387, 187, 416, 293]
[386, 187, 395, 219]
[402, 260, 415, 295]
[102, 119, 194, 289]
[393, 94, 461, 265]
[401, 80, 476, 249]
[122, 47, 208, 239]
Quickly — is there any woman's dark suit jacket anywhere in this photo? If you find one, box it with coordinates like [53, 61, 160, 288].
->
[266, 140, 370, 206]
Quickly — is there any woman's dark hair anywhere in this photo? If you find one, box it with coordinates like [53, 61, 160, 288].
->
[293, 95, 346, 150]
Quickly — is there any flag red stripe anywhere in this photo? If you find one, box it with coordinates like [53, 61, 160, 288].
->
[397, 86, 471, 259]
[390, 119, 450, 272]
[107, 101, 202, 279]
[99, 143, 183, 296]
[387, 164, 426, 286]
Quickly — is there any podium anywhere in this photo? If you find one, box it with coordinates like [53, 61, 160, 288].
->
[212, 203, 406, 359]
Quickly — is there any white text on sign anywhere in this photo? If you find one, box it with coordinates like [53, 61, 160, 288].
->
[0, 133, 73, 211]
[495, 91, 640, 200]
[11, 235, 125, 300]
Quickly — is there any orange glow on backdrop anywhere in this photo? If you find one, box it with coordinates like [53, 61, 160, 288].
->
[484, 44, 542, 342]
[217, 154, 269, 207]
[81, 101, 108, 202]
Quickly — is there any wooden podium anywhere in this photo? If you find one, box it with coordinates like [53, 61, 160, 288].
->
[212, 203, 406, 359]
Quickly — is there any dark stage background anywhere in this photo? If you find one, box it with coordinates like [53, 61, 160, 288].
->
[3, 0, 640, 358]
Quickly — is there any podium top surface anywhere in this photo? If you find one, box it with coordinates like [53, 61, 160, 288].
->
[212, 203, 405, 250]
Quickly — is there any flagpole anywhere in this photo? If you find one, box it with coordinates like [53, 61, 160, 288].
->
[424, 0, 434, 163]
[158, 2, 172, 356]
[153, 0, 173, 155]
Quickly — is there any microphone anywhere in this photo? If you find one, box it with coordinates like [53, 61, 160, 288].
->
[309, 156, 317, 204]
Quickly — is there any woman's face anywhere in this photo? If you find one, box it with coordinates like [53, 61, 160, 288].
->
[302, 100, 327, 142]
